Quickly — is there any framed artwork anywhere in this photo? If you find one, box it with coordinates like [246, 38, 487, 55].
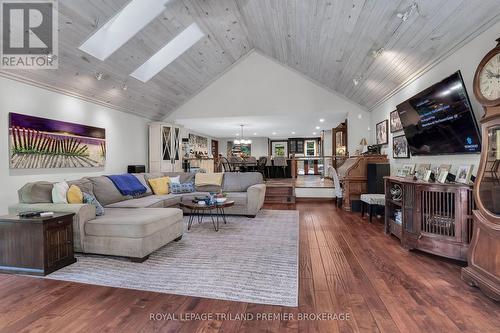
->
[402, 163, 415, 175]
[422, 170, 432, 182]
[415, 163, 431, 180]
[456, 165, 473, 184]
[227, 141, 251, 156]
[271, 141, 288, 157]
[188, 134, 208, 156]
[9, 112, 106, 169]
[376, 119, 389, 145]
[390, 110, 403, 132]
[392, 134, 409, 158]
[437, 169, 449, 183]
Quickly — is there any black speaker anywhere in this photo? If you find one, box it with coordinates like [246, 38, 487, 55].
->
[367, 163, 390, 194]
[127, 165, 146, 173]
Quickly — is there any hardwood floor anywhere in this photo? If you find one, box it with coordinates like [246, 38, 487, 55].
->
[0, 202, 498, 333]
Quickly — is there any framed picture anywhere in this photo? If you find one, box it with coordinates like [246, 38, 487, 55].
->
[396, 168, 408, 177]
[9, 112, 106, 169]
[271, 141, 288, 157]
[392, 134, 409, 158]
[437, 169, 449, 183]
[456, 165, 473, 184]
[402, 163, 415, 175]
[376, 120, 388, 145]
[390, 110, 403, 132]
[415, 163, 430, 180]
[422, 170, 432, 182]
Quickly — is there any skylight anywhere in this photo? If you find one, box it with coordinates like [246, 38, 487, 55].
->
[130, 23, 205, 83]
[79, 0, 171, 61]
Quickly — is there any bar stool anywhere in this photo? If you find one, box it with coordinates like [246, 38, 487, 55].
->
[273, 157, 288, 178]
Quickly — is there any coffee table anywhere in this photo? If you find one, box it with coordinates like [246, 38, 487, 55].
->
[180, 200, 235, 232]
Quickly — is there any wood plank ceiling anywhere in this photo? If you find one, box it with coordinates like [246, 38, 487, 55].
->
[1, 0, 500, 120]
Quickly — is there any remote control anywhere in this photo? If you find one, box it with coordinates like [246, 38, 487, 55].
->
[40, 212, 54, 217]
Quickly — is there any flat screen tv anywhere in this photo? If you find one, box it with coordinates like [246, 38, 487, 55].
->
[396, 71, 481, 155]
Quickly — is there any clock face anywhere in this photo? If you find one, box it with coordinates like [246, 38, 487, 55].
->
[479, 53, 500, 101]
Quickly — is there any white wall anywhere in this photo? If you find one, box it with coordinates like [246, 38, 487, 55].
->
[369, 19, 500, 176]
[0, 76, 149, 214]
[166, 51, 367, 152]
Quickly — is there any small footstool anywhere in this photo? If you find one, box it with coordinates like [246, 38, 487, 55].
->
[360, 194, 385, 223]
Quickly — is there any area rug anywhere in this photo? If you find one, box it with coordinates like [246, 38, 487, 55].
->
[46, 209, 299, 307]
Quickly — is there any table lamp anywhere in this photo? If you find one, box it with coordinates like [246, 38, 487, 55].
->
[359, 138, 368, 154]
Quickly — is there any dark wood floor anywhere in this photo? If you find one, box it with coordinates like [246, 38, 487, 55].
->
[0, 202, 498, 333]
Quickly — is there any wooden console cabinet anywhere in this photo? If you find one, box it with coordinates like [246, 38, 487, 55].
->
[384, 177, 475, 261]
[0, 213, 76, 275]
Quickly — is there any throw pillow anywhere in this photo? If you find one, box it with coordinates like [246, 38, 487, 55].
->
[83, 192, 105, 216]
[67, 185, 83, 204]
[194, 173, 223, 187]
[52, 181, 69, 204]
[169, 176, 181, 185]
[170, 182, 195, 194]
[148, 177, 170, 195]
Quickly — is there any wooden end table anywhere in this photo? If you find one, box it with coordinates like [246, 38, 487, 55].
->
[0, 212, 76, 276]
[180, 200, 235, 232]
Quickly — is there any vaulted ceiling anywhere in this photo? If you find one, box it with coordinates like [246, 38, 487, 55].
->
[1, 0, 500, 120]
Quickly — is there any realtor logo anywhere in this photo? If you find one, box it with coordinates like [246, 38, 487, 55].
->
[1, 0, 58, 69]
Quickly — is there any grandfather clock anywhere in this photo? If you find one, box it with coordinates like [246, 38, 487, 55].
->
[461, 38, 500, 300]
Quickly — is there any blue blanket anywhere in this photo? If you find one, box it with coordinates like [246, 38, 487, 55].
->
[107, 174, 147, 197]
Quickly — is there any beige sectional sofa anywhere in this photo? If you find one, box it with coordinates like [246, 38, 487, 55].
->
[8, 172, 266, 262]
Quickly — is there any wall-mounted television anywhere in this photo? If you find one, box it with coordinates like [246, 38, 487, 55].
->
[396, 71, 481, 155]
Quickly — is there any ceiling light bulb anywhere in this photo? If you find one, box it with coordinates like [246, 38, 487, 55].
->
[353, 78, 359, 86]
[371, 48, 384, 58]
[291, 131, 296, 135]
[315, 126, 320, 130]
[313, 132, 317, 135]
[121, 83, 128, 90]
[319, 119, 325, 122]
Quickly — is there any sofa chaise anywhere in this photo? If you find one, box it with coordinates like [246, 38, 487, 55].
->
[8, 172, 266, 262]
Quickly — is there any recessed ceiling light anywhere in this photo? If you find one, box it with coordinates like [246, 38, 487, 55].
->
[95, 72, 104, 80]
[121, 82, 128, 90]
[315, 126, 320, 130]
[272, 132, 276, 135]
[130, 23, 204, 82]
[353, 78, 359, 86]
[313, 132, 317, 135]
[235, 133, 239, 136]
[396, 2, 419, 22]
[319, 119, 325, 122]
[358, 114, 362, 119]
[79, 0, 171, 61]
[371, 48, 384, 58]
[291, 131, 296, 135]
[253, 133, 257, 136]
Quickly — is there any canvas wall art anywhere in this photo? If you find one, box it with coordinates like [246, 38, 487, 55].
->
[9, 113, 106, 169]
[226, 141, 251, 156]
[188, 133, 209, 156]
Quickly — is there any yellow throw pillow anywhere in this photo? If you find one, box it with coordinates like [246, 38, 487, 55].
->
[195, 173, 223, 187]
[148, 177, 170, 195]
[67, 185, 83, 204]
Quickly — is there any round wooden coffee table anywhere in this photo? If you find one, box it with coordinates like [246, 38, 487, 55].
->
[180, 200, 235, 232]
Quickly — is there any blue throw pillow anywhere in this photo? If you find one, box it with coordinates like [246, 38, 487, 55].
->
[170, 182, 195, 194]
[83, 192, 105, 216]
